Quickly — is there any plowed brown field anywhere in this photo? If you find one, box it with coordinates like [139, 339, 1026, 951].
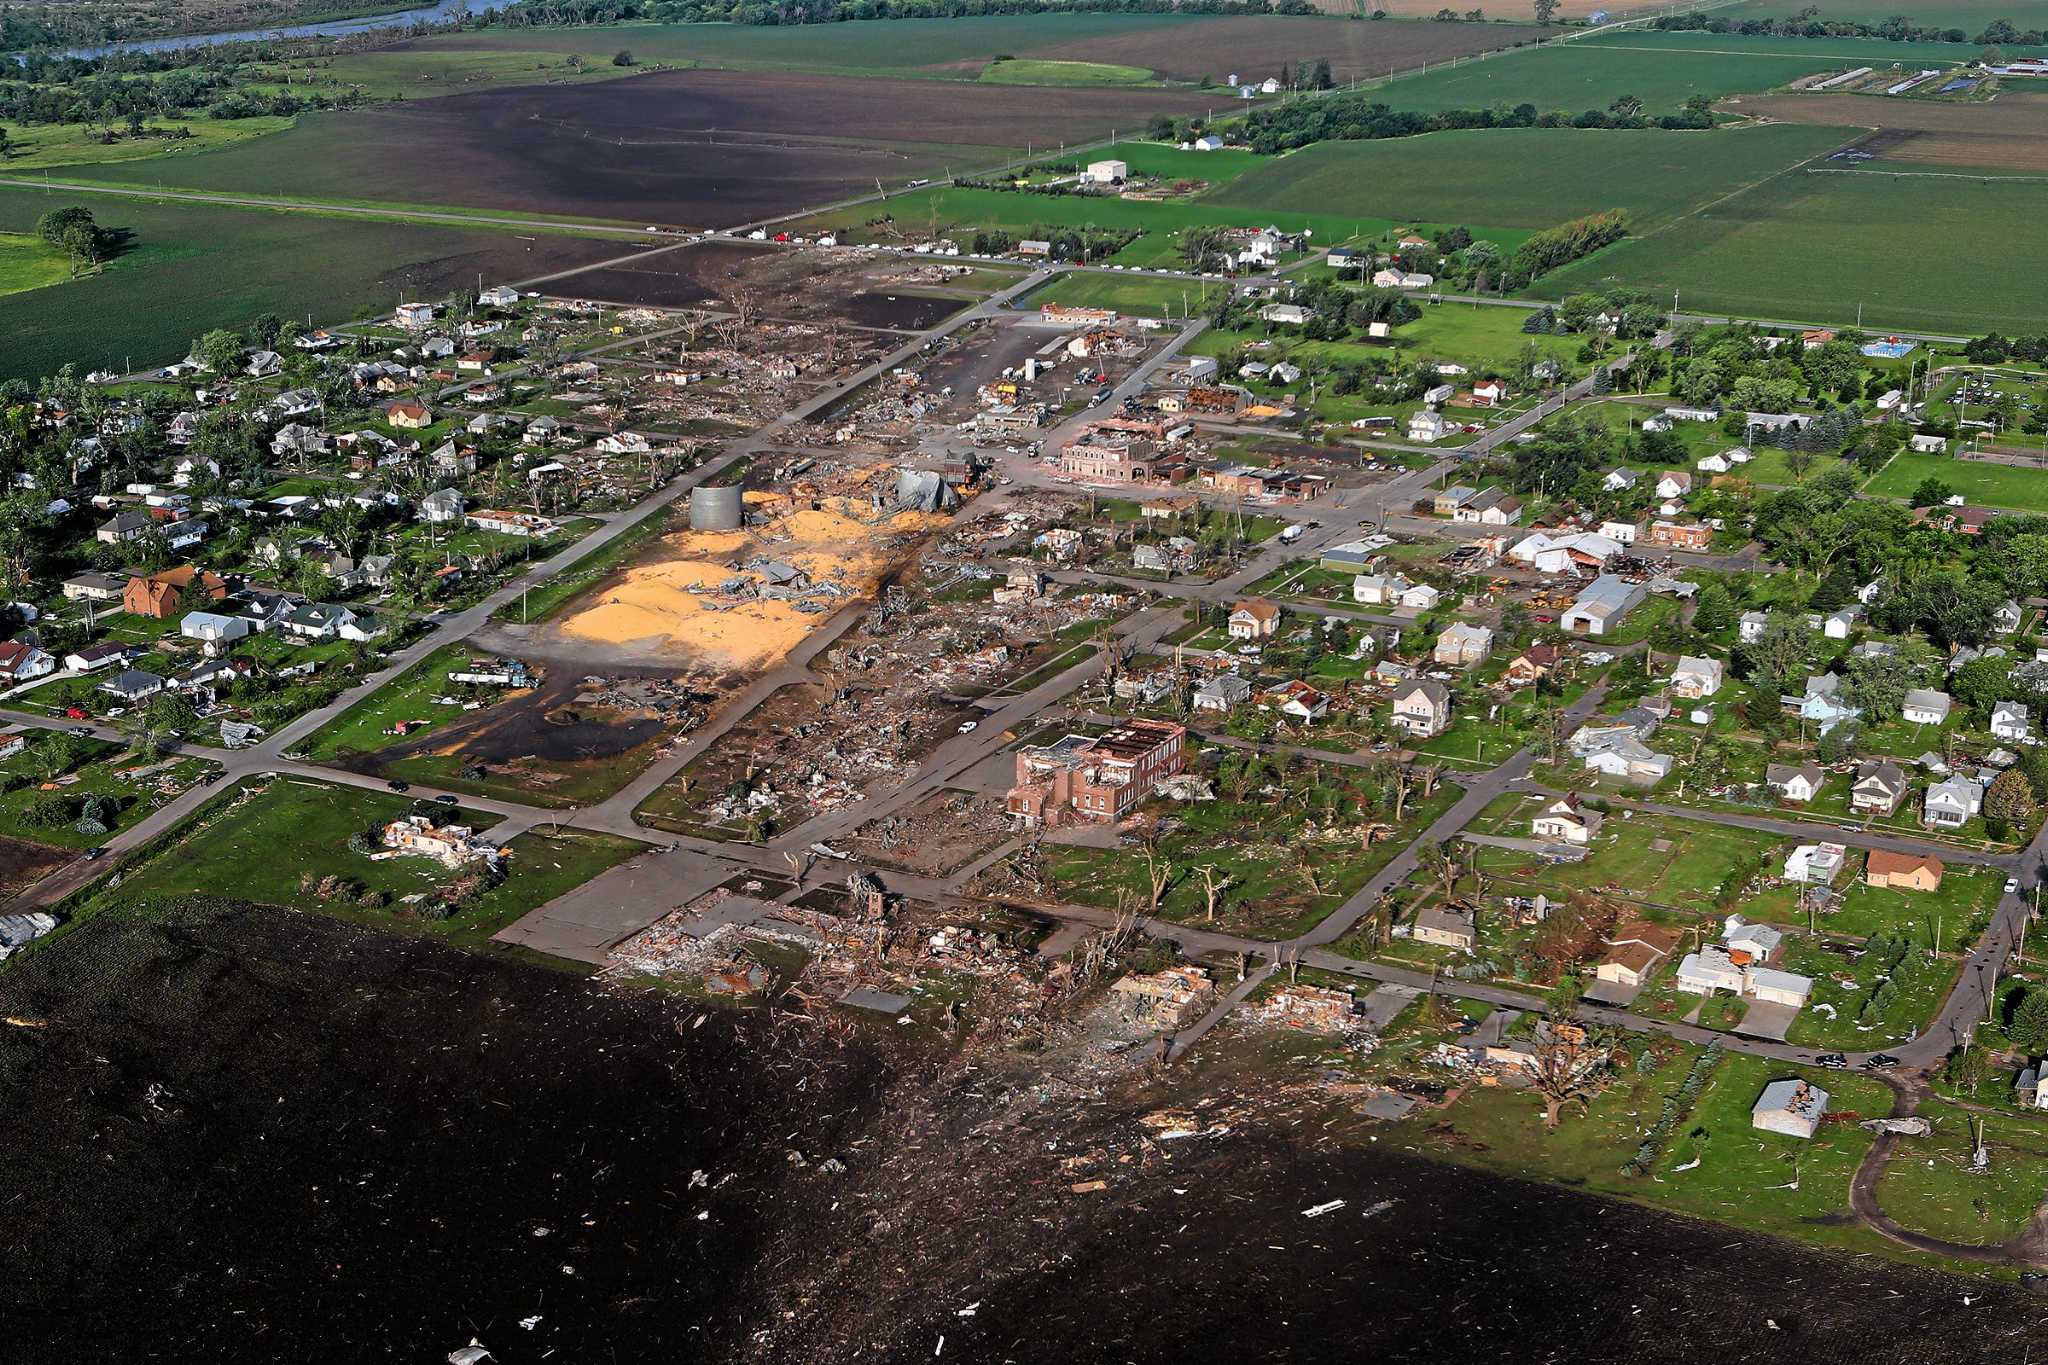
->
[1735, 91, 2048, 171]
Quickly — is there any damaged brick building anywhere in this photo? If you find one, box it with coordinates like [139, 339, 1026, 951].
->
[1004, 719, 1186, 827]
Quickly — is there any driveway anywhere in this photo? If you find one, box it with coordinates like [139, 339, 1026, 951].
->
[1734, 1000, 1801, 1042]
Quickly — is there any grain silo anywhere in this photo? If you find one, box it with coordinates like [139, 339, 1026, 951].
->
[690, 483, 744, 531]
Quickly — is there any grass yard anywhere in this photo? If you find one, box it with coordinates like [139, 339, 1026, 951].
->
[980, 58, 1161, 86]
[1533, 167, 2048, 335]
[1040, 769, 1461, 939]
[1862, 450, 2048, 512]
[1026, 271, 1214, 319]
[1472, 805, 1783, 913]
[1819, 861, 2005, 948]
[815, 181, 1402, 264]
[0, 740, 216, 852]
[93, 776, 643, 959]
[0, 231, 73, 297]
[1399, 1045, 1896, 1254]
[298, 644, 486, 762]
[1782, 932, 1959, 1048]
[1873, 1099, 2048, 1246]
[1209, 124, 1852, 232]
[1192, 305, 1583, 378]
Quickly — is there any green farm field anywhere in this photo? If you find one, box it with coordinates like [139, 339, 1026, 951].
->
[1532, 167, 2048, 334]
[396, 12, 1543, 83]
[1715, 0, 2037, 30]
[1208, 123, 1854, 230]
[1366, 29, 2047, 115]
[0, 188, 631, 380]
[0, 232, 69, 297]
[980, 58, 1161, 87]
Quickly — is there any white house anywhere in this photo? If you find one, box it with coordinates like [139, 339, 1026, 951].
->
[1738, 611, 1769, 644]
[1752, 1079, 1829, 1139]
[1923, 777, 1982, 829]
[1581, 734, 1672, 783]
[1655, 471, 1692, 500]
[1193, 674, 1252, 713]
[1084, 158, 1127, 184]
[1992, 701, 2033, 744]
[180, 611, 251, 648]
[1407, 410, 1449, 443]
[1901, 688, 1952, 726]
[1910, 433, 1948, 454]
[1675, 946, 1745, 995]
[1599, 520, 1638, 545]
[1765, 761, 1824, 804]
[1532, 794, 1603, 845]
[1669, 655, 1723, 699]
[1784, 842, 1846, 883]
[1353, 572, 1412, 607]
[1390, 678, 1451, 739]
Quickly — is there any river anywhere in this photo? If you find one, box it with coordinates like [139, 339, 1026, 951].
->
[38, 0, 516, 61]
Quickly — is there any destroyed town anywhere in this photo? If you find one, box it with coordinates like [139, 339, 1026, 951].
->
[7, 5, 2048, 1364]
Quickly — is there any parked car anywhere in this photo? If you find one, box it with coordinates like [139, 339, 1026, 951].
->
[1816, 1053, 1848, 1070]
[387, 780, 411, 793]
[2007, 877, 2022, 895]
[433, 794, 458, 806]
[958, 720, 979, 733]
[1864, 1053, 1901, 1070]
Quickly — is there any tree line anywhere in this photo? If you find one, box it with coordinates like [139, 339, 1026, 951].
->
[1238, 90, 1712, 153]
[1650, 9, 2044, 46]
[481, 0, 1316, 29]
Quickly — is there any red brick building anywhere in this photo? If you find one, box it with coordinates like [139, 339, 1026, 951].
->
[1005, 720, 1186, 826]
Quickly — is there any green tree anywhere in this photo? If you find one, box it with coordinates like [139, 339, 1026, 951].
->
[35, 205, 95, 249]
[1691, 582, 1736, 635]
[1532, 0, 1558, 20]
[2008, 987, 2048, 1054]
[1985, 769, 2039, 833]
[1909, 475, 1953, 508]
[194, 327, 243, 376]
[612, 48, 634, 65]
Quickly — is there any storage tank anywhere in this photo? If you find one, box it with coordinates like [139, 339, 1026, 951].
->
[689, 483, 743, 531]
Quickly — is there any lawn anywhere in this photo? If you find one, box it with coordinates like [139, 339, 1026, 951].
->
[1873, 1098, 2048, 1247]
[980, 58, 1161, 86]
[298, 644, 484, 762]
[0, 739, 216, 852]
[1533, 167, 2048, 335]
[1040, 766, 1462, 939]
[1782, 932, 1960, 1048]
[1026, 271, 1216, 319]
[1471, 804, 1784, 913]
[1399, 1044, 1896, 1254]
[1192, 305, 1583, 379]
[1863, 449, 2048, 513]
[1818, 862, 2005, 948]
[1208, 123, 1853, 232]
[0, 231, 72, 297]
[93, 776, 644, 959]
[0, 115, 295, 174]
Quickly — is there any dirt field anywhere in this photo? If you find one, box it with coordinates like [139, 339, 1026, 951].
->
[1736, 91, 2048, 171]
[0, 835, 74, 896]
[6, 898, 2035, 1364]
[561, 241, 981, 327]
[74, 69, 1215, 227]
[994, 12, 1559, 81]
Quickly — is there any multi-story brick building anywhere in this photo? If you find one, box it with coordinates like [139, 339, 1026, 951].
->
[1004, 719, 1186, 826]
